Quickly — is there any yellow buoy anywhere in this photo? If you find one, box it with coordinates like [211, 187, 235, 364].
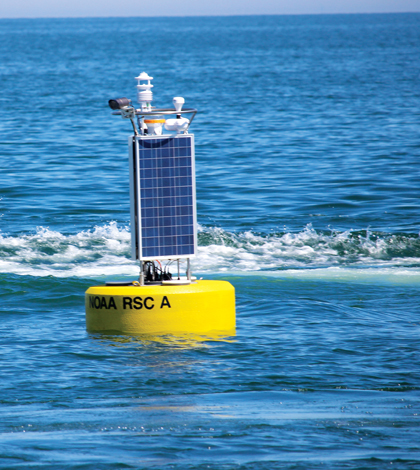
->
[91, 75, 237, 337]
[85, 280, 235, 335]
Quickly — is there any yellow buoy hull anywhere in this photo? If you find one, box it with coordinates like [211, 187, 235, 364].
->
[85, 280, 235, 335]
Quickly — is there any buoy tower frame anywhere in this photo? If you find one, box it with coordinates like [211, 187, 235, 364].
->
[85, 72, 236, 335]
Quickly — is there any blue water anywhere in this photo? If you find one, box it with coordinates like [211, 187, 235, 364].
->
[1, 13, 420, 469]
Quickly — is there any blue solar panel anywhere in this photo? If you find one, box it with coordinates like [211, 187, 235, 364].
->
[132, 135, 196, 260]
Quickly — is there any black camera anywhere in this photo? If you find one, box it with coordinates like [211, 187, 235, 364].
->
[108, 98, 132, 110]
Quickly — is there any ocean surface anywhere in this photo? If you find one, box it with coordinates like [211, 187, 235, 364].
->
[1, 13, 420, 469]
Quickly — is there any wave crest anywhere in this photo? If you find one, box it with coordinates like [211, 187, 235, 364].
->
[197, 224, 420, 271]
[1, 223, 420, 278]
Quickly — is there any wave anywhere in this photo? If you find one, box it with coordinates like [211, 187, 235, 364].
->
[199, 224, 420, 271]
[1, 222, 420, 279]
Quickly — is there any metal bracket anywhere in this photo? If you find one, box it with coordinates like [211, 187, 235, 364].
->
[120, 106, 139, 135]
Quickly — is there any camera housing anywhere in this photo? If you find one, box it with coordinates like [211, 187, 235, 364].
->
[108, 98, 132, 110]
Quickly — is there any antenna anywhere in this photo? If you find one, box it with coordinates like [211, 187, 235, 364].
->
[173, 97, 185, 113]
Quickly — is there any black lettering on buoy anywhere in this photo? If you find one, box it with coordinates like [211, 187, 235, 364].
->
[161, 296, 171, 309]
[133, 297, 143, 310]
[123, 297, 132, 309]
[144, 297, 154, 310]
[90, 296, 117, 310]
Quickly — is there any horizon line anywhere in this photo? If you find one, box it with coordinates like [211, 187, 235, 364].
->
[0, 11, 420, 21]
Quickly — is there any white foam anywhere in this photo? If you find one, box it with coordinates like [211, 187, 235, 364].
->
[1, 222, 420, 280]
[0, 222, 138, 278]
[196, 224, 420, 272]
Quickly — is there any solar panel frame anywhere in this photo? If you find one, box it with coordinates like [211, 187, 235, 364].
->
[128, 134, 197, 261]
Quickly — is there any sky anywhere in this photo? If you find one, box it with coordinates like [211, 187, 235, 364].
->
[0, 0, 419, 18]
